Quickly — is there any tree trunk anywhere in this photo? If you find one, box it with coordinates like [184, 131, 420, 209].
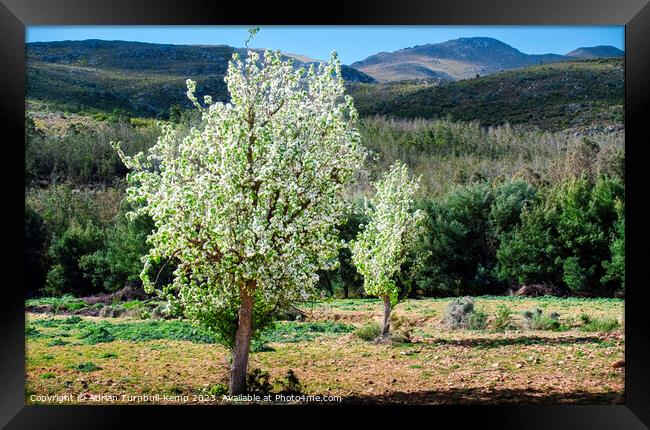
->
[229, 283, 255, 395]
[380, 295, 391, 338]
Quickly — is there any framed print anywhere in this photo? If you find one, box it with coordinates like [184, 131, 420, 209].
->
[2, 0, 649, 428]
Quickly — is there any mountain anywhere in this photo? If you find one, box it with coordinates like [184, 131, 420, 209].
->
[566, 46, 624, 59]
[26, 40, 375, 118]
[348, 58, 624, 131]
[351, 37, 575, 82]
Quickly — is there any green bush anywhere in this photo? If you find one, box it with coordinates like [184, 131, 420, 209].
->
[497, 176, 624, 294]
[493, 304, 513, 332]
[580, 317, 620, 332]
[208, 383, 228, 396]
[522, 308, 563, 331]
[355, 321, 382, 341]
[25, 204, 50, 298]
[420, 180, 535, 296]
[44, 221, 105, 296]
[467, 308, 488, 330]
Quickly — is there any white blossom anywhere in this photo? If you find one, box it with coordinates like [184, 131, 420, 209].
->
[114, 48, 367, 324]
[351, 161, 427, 305]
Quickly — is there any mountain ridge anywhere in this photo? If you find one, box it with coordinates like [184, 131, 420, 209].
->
[351, 37, 621, 82]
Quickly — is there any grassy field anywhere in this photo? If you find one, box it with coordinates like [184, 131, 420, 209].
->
[25, 296, 624, 405]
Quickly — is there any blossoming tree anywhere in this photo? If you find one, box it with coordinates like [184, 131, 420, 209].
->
[114, 45, 366, 394]
[351, 161, 426, 339]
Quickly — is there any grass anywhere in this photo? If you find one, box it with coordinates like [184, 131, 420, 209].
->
[26, 295, 87, 312]
[25, 296, 624, 405]
[580, 317, 620, 332]
[69, 362, 101, 372]
[258, 321, 355, 344]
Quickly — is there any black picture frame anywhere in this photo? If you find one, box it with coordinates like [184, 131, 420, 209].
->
[2, 0, 649, 428]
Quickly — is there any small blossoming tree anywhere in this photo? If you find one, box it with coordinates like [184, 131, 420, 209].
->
[351, 161, 426, 339]
[114, 42, 366, 394]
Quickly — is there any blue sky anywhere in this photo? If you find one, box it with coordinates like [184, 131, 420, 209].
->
[26, 26, 624, 65]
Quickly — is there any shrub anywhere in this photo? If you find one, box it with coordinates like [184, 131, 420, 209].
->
[493, 304, 513, 332]
[390, 313, 416, 342]
[25, 204, 49, 298]
[444, 297, 475, 329]
[418, 179, 536, 296]
[522, 308, 562, 331]
[497, 176, 624, 295]
[44, 221, 106, 297]
[467, 308, 488, 330]
[208, 383, 228, 396]
[355, 321, 382, 341]
[98, 305, 125, 318]
[580, 317, 620, 332]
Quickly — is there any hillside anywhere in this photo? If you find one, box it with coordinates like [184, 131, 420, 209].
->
[348, 58, 624, 132]
[351, 37, 573, 82]
[26, 40, 375, 118]
[566, 46, 624, 59]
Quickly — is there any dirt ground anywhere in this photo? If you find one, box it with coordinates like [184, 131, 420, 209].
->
[25, 296, 625, 405]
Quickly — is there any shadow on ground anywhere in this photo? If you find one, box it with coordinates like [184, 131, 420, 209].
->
[425, 335, 611, 349]
[339, 387, 625, 405]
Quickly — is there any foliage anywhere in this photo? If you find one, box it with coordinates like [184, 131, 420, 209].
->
[356, 116, 622, 196]
[208, 383, 229, 396]
[115, 48, 366, 351]
[421, 179, 535, 295]
[26, 295, 88, 312]
[78, 200, 171, 292]
[25, 204, 50, 298]
[444, 296, 476, 329]
[349, 59, 623, 131]
[351, 162, 427, 305]
[467, 308, 488, 330]
[25, 119, 157, 185]
[602, 200, 624, 290]
[580, 317, 620, 332]
[258, 321, 354, 344]
[354, 321, 382, 341]
[522, 308, 563, 331]
[79, 324, 116, 344]
[43, 221, 105, 296]
[496, 176, 624, 294]
[493, 304, 513, 332]
[317, 211, 367, 298]
[389, 312, 416, 341]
